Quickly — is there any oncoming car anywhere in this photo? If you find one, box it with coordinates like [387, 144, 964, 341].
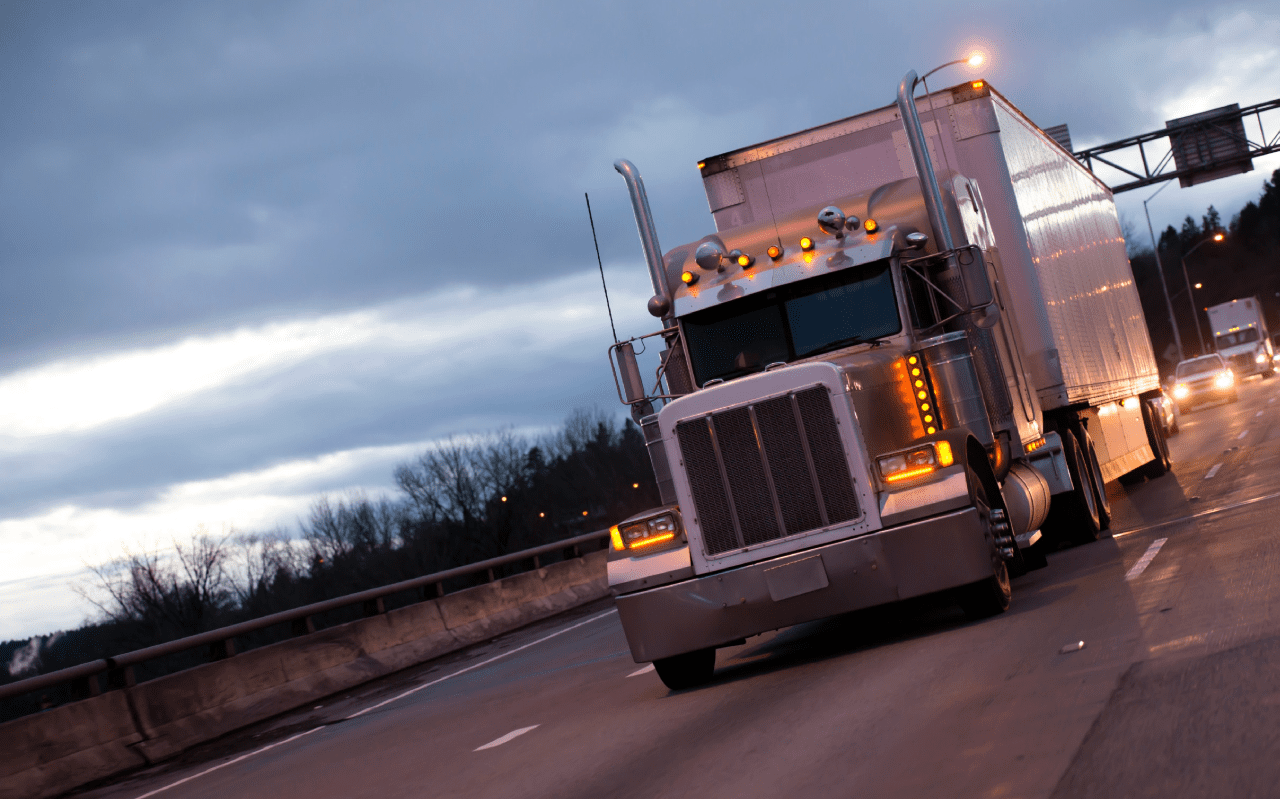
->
[1172, 353, 1238, 412]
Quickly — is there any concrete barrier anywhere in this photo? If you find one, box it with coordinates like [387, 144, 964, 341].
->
[0, 550, 607, 799]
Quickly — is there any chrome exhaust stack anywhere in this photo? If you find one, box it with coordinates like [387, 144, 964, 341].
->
[895, 72, 954, 251]
[614, 159, 673, 321]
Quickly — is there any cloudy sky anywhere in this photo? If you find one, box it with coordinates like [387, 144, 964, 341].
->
[3, 0, 1279, 641]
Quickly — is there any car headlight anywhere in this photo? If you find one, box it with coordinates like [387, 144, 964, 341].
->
[1215, 370, 1234, 389]
[1173, 384, 1189, 399]
[610, 512, 681, 553]
[877, 440, 954, 484]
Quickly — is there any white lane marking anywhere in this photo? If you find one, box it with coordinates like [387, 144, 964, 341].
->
[1237, 429, 1249, 440]
[1125, 538, 1168, 581]
[1271, 397, 1277, 404]
[1204, 463, 1222, 479]
[475, 725, 539, 751]
[1257, 411, 1264, 417]
[345, 608, 618, 720]
[133, 727, 323, 798]
[628, 664, 655, 678]
[131, 608, 618, 797]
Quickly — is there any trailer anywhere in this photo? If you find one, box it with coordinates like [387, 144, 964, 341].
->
[605, 77, 1168, 689]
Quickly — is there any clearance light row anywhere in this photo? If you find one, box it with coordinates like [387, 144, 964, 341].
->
[906, 354, 940, 435]
[681, 220, 881, 286]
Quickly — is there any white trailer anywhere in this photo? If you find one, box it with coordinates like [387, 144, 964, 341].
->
[1206, 296, 1274, 378]
[606, 78, 1169, 689]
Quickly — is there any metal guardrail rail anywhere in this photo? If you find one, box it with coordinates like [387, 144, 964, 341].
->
[0, 529, 611, 703]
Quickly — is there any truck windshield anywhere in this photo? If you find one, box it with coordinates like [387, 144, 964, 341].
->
[1215, 329, 1259, 347]
[681, 259, 901, 386]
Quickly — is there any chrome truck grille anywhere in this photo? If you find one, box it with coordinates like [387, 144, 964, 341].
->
[675, 386, 860, 556]
[1230, 353, 1254, 373]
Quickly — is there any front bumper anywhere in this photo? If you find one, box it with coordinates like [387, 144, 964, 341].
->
[615, 505, 990, 662]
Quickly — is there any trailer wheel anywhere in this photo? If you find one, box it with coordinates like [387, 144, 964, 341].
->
[1044, 428, 1102, 545]
[1139, 400, 1172, 479]
[955, 464, 1012, 619]
[653, 648, 715, 691]
[1079, 429, 1111, 530]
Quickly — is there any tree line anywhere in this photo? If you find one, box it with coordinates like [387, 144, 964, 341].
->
[1, 409, 658, 720]
[1128, 168, 1280, 372]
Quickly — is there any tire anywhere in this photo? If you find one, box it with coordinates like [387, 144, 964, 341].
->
[955, 464, 1012, 619]
[1079, 429, 1111, 530]
[653, 648, 715, 690]
[1140, 400, 1172, 479]
[1044, 427, 1101, 545]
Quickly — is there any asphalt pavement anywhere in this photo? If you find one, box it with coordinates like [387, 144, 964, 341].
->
[76, 375, 1280, 799]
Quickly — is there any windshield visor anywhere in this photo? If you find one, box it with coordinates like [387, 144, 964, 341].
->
[682, 259, 901, 386]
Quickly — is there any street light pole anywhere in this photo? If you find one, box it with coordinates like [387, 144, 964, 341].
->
[1180, 233, 1224, 356]
[1143, 183, 1184, 364]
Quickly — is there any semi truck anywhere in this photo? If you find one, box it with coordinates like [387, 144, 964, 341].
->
[605, 75, 1169, 690]
[1206, 297, 1274, 378]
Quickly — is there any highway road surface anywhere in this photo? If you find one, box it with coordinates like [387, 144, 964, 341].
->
[77, 376, 1280, 799]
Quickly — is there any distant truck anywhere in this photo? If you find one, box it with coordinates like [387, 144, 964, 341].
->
[1206, 297, 1274, 378]
[605, 76, 1169, 689]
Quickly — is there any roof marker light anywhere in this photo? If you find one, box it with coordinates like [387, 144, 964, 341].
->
[681, 270, 698, 285]
[767, 245, 784, 260]
[800, 236, 815, 251]
[864, 218, 878, 233]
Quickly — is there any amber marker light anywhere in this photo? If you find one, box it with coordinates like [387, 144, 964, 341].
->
[628, 532, 676, 549]
[800, 236, 815, 251]
[971, 80, 985, 90]
[738, 253, 755, 268]
[681, 270, 699, 285]
[697, 161, 706, 170]
[885, 465, 935, 483]
[936, 441, 954, 467]
[610, 525, 624, 551]
[768, 245, 784, 260]
[864, 218, 878, 233]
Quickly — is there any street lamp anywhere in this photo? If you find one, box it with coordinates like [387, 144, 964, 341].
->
[897, 52, 986, 252]
[1142, 182, 1185, 364]
[1181, 232, 1224, 355]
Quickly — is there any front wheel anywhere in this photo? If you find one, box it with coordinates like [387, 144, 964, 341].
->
[653, 648, 715, 690]
[956, 463, 1012, 619]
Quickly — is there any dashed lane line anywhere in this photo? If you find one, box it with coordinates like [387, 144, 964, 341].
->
[1125, 538, 1168, 580]
[1257, 411, 1264, 417]
[1237, 429, 1249, 439]
[1204, 463, 1222, 479]
[628, 664, 656, 678]
[475, 725, 539, 751]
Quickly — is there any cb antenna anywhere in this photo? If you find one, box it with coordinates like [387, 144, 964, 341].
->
[585, 192, 619, 344]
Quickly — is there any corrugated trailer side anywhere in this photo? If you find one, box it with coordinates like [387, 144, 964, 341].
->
[948, 88, 1159, 409]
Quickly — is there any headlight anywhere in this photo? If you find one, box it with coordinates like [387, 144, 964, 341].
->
[877, 440, 954, 484]
[1173, 384, 1189, 399]
[611, 512, 681, 552]
[1257, 352, 1268, 364]
[1215, 370, 1234, 389]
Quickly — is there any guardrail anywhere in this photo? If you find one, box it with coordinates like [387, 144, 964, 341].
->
[0, 529, 610, 704]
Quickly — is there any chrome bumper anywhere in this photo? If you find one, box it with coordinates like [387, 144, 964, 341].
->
[615, 506, 990, 662]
